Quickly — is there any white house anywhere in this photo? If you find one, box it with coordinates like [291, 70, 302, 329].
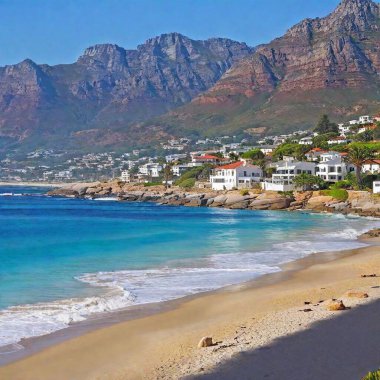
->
[305, 148, 328, 162]
[299, 136, 313, 145]
[373, 181, 380, 194]
[263, 159, 316, 191]
[172, 164, 192, 176]
[210, 161, 263, 191]
[316, 153, 354, 182]
[327, 136, 349, 145]
[359, 115, 373, 124]
[191, 154, 221, 166]
[120, 170, 131, 182]
[338, 124, 352, 136]
[138, 163, 163, 178]
[358, 124, 376, 134]
[362, 159, 380, 174]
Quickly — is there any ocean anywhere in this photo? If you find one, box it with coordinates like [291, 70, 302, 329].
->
[0, 185, 378, 352]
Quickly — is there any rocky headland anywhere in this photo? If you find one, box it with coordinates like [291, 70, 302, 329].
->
[47, 181, 380, 218]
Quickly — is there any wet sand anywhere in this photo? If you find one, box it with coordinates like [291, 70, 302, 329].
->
[1, 238, 379, 380]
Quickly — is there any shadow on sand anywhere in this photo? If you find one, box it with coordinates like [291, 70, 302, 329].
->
[188, 298, 380, 380]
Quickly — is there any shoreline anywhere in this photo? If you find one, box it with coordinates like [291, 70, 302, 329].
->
[1, 234, 380, 379]
[0, 181, 64, 188]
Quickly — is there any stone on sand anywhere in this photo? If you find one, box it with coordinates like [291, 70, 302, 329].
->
[347, 291, 369, 299]
[198, 337, 213, 348]
[327, 300, 346, 311]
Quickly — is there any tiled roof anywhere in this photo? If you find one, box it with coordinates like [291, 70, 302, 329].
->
[215, 161, 245, 170]
[194, 154, 219, 160]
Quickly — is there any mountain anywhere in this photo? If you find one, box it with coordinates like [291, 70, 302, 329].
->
[2, 0, 380, 153]
[0, 33, 252, 151]
[157, 0, 380, 139]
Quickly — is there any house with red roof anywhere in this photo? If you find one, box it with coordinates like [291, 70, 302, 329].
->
[305, 148, 328, 161]
[363, 159, 380, 174]
[191, 154, 224, 166]
[209, 161, 263, 191]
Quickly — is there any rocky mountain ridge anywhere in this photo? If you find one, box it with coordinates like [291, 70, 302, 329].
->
[2, 0, 380, 152]
[0, 33, 252, 150]
[160, 0, 380, 138]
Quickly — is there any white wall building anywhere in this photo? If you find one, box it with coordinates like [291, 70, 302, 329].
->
[338, 124, 352, 136]
[210, 161, 263, 191]
[316, 153, 354, 182]
[362, 160, 380, 174]
[373, 181, 380, 194]
[139, 163, 163, 178]
[120, 170, 131, 182]
[359, 115, 373, 124]
[327, 136, 349, 145]
[263, 159, 316, 191]
[299, 137, 313, 145]
[191, 154, 221, 166]
[172, 164, 192, 176]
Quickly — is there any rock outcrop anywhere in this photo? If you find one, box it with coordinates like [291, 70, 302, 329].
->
[47, 182, 380, 218]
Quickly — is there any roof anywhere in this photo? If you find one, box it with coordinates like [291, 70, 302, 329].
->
[215, 161, 261, 170]
[364, 159, 380, 165]
[307, 148, 327, 153]
[329, 136, 347, 141]
[216, 161, 244, 170]
[194, 154, 219, 160]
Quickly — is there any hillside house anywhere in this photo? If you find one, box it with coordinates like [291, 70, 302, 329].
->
[316, 152, 354, 182]
[210, 161, 263, 191]
[362, 159, 380, 174]
[263, 159, 316, 191]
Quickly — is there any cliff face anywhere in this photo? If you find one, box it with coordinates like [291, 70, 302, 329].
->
[162, 0, 380, 137]
[0, 33, 252, 150]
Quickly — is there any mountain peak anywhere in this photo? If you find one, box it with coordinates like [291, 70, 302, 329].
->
[331, 0, 379, 31]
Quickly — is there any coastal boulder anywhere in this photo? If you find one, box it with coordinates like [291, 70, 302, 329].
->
[347, 291, 369, 299]
[197, 337, 213, 348]
[327, 300, 347, 311]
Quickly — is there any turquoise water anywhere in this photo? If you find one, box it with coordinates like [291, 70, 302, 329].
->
[0, 185, 378, 349]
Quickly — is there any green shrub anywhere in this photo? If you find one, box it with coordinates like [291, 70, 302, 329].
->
[362, 370, 380, 380]
[240, 189, 249, 196]
[143, 182, 161, 187]
[330, 180, 351, 189]
[320, 188, 348, 201]
[178, 178, 196, 188]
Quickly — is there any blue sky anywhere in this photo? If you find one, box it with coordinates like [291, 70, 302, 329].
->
[0, 0, 341, 66]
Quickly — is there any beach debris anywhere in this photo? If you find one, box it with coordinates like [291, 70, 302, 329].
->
[198, 336, 213, 348]
[304, 301, 311, 305]
[347, 291, 369, 299]
[361, 274, 377, 278]
[327, 300, 347, 311]
[302, 308, 313, 312]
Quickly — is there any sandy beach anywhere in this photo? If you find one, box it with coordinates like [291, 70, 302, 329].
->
[1, 236, 380, 380]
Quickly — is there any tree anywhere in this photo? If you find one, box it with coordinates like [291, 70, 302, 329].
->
[347, 144, 375, 189]
[354, 130, 374, 142]
[163, 164, 172, 188]
[229, 152, 239, 161]
[314, 114, 338, 134]
[293, 173, 326, 191]
[374, 122, 380, 140]
[241, 148, 265, 160]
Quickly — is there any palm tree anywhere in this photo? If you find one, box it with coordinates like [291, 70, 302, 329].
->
[347, 145, 375, 189]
